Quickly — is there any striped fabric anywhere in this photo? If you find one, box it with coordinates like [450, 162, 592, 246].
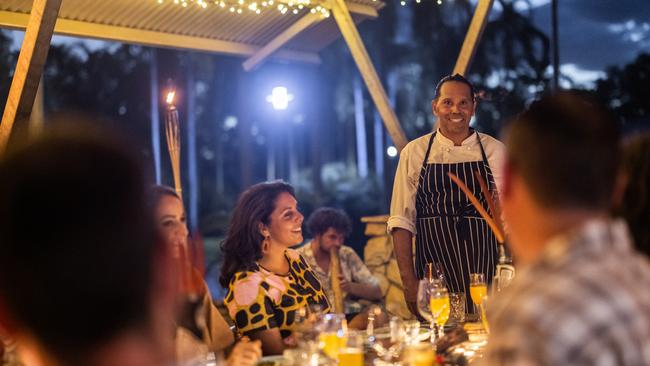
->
[480, 219, 650, 366]
[415, 132, 499, 313]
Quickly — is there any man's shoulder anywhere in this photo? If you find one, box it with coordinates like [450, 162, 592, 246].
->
[477, 132, 505, 149]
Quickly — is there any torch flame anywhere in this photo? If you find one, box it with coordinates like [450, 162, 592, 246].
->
[166, 91, 175, 105]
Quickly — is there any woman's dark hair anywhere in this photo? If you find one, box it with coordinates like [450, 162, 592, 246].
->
[219, 181, 295, 287]
[433, 73, 476, 101]
[306, 207, 352, 237]
[147, 185, 180, 212]
[615, 133, 650, 257]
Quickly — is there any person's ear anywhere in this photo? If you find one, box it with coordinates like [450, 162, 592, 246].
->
[431, 99, 439, 117]
[258, 223, 270, 238]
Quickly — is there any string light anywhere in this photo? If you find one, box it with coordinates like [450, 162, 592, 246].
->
[155, 0, 329, 17]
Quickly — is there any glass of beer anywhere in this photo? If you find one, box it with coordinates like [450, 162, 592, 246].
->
[337, 331, 364, 366]
[318, 313, 347, 359]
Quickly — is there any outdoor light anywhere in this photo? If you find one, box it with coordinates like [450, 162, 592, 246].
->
[266, 86, 294, 111]
[387, 146, 398, 157]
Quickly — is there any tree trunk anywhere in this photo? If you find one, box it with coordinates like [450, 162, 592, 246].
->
[149, 49, 161, 184]
[186, 56, 199, 231]
[353, 73, 368, 178]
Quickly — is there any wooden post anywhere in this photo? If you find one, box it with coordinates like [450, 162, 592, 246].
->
[452, 0, 494, 76]
[0, 0, 62, 154]
[28, 76, 45, 138]
[330, 0, 408, 152]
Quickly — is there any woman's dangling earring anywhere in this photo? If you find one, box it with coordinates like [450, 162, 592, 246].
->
[262, 236, 271, 253]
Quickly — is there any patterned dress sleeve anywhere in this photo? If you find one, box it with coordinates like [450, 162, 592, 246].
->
[224, 271, 278, 334]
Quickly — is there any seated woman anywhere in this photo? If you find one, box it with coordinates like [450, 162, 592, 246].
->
[150, 185, 262, 366]
[220, 181, 331, 355]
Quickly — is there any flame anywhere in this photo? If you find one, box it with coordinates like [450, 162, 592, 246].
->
[166, 91, 175, 105]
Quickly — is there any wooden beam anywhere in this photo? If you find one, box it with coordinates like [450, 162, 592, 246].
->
[0, 0, 61, 154]
[330, 0, 408, 151]
[452, 0, 494, 76]
[0, 10, 322, 64]
[243, 11, 322, 71]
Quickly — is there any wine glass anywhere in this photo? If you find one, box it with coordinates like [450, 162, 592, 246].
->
[417, 279, 448, 342]
[470, 273, 487, 327]
[429, 283, 450, 340]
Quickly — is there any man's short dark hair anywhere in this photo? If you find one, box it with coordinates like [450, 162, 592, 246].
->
[0, 126, 156, 364]
[505, 92, 621, 210]
[434, 73, 476, 101]
[306, 207, 352, 237]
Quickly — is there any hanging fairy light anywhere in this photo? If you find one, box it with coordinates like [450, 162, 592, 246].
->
[154, 0, 330, 17]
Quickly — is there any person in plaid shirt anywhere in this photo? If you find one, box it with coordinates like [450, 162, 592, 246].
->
[479, 92, 650, 366]
[297, 207, 382, 326]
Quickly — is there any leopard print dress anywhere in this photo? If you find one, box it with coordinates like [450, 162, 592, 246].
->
[225, 249, 331, 338]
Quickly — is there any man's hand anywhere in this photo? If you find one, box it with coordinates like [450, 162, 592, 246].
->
[339, 275, 352, 293]
[227, 337, 262, 366]
[402, 276, 424, 321]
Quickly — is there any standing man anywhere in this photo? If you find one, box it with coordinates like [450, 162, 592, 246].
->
[389, 74, 505, 317]
[480, 93, 650, 365]
[298, 208, 382, 322]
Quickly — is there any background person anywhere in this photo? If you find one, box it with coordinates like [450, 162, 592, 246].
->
[613, 133, 650, 258]
[297, 207, 382, 328]
[0, 126, 176, 366]
[480, 93, 650, 365]
[150, 185, 261, 366]
[220, 181, 330, 355]
[389, 74, 506, 316]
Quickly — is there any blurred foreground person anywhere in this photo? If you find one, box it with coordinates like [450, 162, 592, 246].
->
[480, 93, 650, 365]
[220, 181, 330, 355]
[150, 185, 261, 365]
[297, 207, 383, 329]
[613, 133, 650, 258]
[0, 126, 176, 366]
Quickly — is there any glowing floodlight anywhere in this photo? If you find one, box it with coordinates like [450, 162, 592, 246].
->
[266, 86, 294, 110]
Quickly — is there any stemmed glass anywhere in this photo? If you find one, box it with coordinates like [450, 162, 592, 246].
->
[417, 278, 449, 342]
[470, 273, 488, 328]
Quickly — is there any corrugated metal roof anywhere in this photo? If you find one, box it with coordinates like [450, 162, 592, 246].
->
[0, 0, 384, 62]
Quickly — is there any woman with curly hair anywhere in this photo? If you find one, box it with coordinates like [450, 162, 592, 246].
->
[220, 181, 330, 355]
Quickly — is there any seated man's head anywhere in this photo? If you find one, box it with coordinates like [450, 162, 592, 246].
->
[0, 126, 173, 365]
[501, 92, 621, 263]
[306, 208, 352, 254]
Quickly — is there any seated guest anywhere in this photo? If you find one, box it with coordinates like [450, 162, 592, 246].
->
[0, 127, 176, 366]
[220, 181, 330, 356]
[297, 207, 382, 326]
[150, 185, 261, 366]
[479, 93, 650, 365]
[612, 133, 650, 258]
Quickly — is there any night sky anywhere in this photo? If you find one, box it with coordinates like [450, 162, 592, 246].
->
[527, 0, 649, 85]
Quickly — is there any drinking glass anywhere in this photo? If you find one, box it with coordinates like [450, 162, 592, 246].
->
[337, 331, 364, 366]
[448, 292, 466, 325]
[417, 279, 448, 342]
[318, 313, 347, 359]
[469, 273, 487, 309]
[403, 342, 436, 366]
[429, 284, 450, 339]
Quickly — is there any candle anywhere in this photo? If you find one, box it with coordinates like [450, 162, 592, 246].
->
[164, 89, 182, 197]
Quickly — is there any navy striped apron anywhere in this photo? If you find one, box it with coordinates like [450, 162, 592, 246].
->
[415, 131, 498, 313]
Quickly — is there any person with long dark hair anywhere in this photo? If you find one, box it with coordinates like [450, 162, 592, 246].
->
[150, 185, 261, 366]
[221, 181, 330, 355]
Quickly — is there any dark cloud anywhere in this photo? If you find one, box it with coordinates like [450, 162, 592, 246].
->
[531, 0, 649, 71]
[563, 0, 650, 24]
